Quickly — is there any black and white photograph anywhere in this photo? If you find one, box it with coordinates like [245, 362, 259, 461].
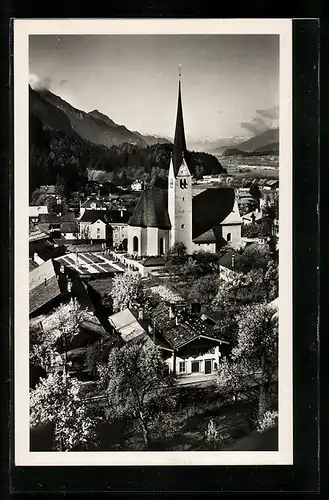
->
[14, 19, 292, 466]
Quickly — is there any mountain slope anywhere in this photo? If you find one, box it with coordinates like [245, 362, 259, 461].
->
[30, 86, 170, 149]
[233, 128, 279, 153]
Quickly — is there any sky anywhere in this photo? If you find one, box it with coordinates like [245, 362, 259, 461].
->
[29, 34, 279, 141]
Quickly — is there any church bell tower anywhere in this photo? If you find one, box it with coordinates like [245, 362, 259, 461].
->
[168, 66, 193, 254]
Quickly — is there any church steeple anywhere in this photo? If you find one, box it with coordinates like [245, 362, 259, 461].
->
[172, 66, 187, 176]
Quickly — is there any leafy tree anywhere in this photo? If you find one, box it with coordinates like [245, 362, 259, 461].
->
[30, 372, 99, 451]
[191, 251, 220, 276]
[217, 302, 278, 420]
[235, 243, 271, 273]
[100, 343, 177, 449]
[264, 260, 278, 301]
[188, 274, 219, 309]
[241, 221, 271, 239]
[165, 242, 188, 266]
[110, 270, 144, 312]
[30, 299, 90, 373]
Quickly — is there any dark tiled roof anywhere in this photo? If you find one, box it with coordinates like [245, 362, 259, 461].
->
[88, 278, 113, 296]
[172, 81, 188, 176]
[151, 303, 225, 350]
[192, 188, 236, 240]
[141, 256, 166, 267]
[61, 221, 78, 233]
[81, 197, 107, 208]
[29, 260, 61, 315]
[192, 228, 217, 244]
[106, 210, 132, 224]
[61, 212, 76, 222]
[128, 187, 171, 229]
[38, 213, 60, 223]
[79, 210, 108, 223]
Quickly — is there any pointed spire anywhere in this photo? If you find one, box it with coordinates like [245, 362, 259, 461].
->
[172, 66, 187, 176]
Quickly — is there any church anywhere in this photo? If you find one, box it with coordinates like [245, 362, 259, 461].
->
[127, 74, 242, 257]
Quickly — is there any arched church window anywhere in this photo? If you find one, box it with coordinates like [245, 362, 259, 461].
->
[133, 236, 138, 253]
[227, 233, 231, 242]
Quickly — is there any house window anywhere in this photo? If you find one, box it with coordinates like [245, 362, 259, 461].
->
[179, 361, 186, 373]
[159, 237, 164, 255]
[191, 361, 200, 373]
[227, 232, 231, 242]
[182, 197, 184, 201]
[133, 236, 138, 253]
[97, 228, 100, 233]
[181, 224, 185, 229]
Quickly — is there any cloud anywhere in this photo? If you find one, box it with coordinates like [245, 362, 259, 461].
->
[60, 79, 68, 87]
[29, 73, 52, 91]
[241, 106, 279, 136]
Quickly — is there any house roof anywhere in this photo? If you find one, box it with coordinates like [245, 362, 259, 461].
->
[141, 256, 166, 267]
[128, 187, 171, 230]
[29, 205, 48, 218]
[108, 308, 150, 344]
[151, 303, 228, 350]
[29, 259, 61, 315]
[79, 210, 108, 223]
[108, 308, 173, 351]
[106, 210, 132, 224]
[192, 188, 239, 241]
[81, 197, 108, 209]
[192, 228, 217, 244]
[60, 220, 78, 233]
[266, 179, 279, 187]
[88, 278, 113, 297]
[29, 226, 50, 242]
[38, 213, 60, 223]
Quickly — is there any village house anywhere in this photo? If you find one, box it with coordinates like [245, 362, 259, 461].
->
[108, 303, 230, 380]
[29, 205, 48, 224]
[78, 210, 111, 243]
[79, 195, 108, 218]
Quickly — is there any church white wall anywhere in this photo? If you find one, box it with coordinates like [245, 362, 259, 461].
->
[146, 227, 159, 256]
[191, 242, 216, 253]
[221, 223, 241, 244]
[127, 226, 143, 256]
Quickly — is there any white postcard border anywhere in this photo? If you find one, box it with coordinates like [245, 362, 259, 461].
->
[14, 18, 293, 466]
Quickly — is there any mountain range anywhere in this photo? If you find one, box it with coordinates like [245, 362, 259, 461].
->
[209, 128, 279, 157]
[29, 86, 171, 149]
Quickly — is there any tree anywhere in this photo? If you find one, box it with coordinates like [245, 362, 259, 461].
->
[110, 270, 144, 312]
[165, 242, 188, 266]
[188, 274, 219, 309]
[30, 372, 99, 451]
[221, 303, 278, 420]
[236, 303, 278, 418]
[235, 243, 271, 273]
[100, 343, 177, 449]
[192, 250, 220, 276]
[30, 299, 90, 373]
[264, 260, 278, 301]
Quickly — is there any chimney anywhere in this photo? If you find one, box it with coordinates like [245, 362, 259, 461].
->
[169, 305, 175, 320]
[138, 308, 144, 320]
